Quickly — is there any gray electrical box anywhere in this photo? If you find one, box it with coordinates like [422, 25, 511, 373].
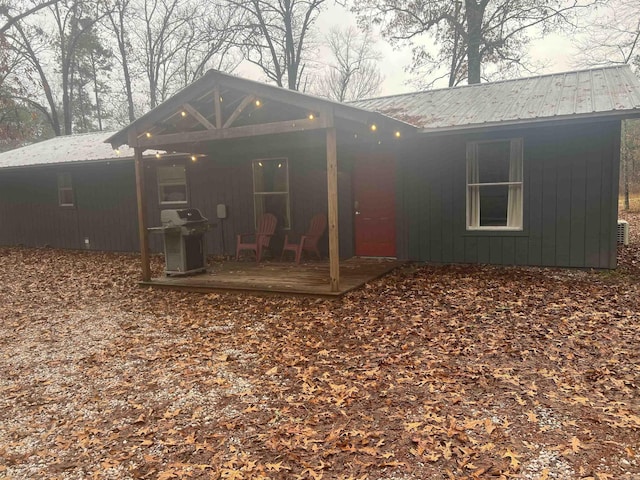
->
[217, 204, 227, 219]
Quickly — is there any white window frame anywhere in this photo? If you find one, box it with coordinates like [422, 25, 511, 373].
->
[157, 164, 188, 205]
[252, 157, 290, 229]
[466, 138, 523, 231]
[57, 172, 74, 207]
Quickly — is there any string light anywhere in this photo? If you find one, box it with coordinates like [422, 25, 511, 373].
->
[308, 113, 315, 120]
[191, 155, 197, 162]
[255, 99, 261, 107]
[114, 149, 120, 155]
[145, 132, 152, 138]
[370, 124, 377, 132]
[258, 161, 263, 167]
[181, 111, 187, 117]
[155, 153, 161, 159]
[395, 131, 401, 138]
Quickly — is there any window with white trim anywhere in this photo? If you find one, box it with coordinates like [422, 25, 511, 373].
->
[157, 165, 188, 204]
[253, 157, 290, 229]
[58, 172, 74, 206]
[466, 138, 523, 230]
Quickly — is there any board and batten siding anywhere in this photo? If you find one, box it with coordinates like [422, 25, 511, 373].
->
[144, 138, 354, 259]
[397, 121, 621, 269]
[0, 161, 139, 251]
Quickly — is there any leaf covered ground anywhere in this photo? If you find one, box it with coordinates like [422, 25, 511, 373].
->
[1, 216, 640, 480]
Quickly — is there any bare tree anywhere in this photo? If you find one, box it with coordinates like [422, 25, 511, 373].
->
[0, 0, 60, 34]
[573, 0, 640, 72]
[315, 26, 382, 101]
[4, 0, 111, 135]
[176, 0, 244, 86]
[6, 20, 63, 135]
[350, 0, 598, 86]
[106, 0, 137, 122]
[232, 0, 325, 91]
[130, 0, 241, 109]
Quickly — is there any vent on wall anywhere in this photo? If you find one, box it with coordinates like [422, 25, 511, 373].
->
[617, 220, 630, 246]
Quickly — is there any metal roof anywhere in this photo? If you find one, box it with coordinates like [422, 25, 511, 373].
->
[0, 131, 162, 169]
[352, 66, 640, 132]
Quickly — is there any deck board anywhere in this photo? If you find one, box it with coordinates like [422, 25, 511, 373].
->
[141, 257, 403, 296]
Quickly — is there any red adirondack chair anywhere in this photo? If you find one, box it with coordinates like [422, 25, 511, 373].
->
[236, 213, 277, 262]
[281, 213, 327, 264]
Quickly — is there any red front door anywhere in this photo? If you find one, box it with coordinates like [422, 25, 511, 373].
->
[353, 154, 396, 257]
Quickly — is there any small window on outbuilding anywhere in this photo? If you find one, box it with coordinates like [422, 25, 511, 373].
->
[157, 165, 188, 204]
[467, 138, 523, 230]
[253, 157, 290, 229]
[58, 172, 74, 207]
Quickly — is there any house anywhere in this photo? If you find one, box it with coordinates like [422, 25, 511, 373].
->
[1, 66, 639, 292]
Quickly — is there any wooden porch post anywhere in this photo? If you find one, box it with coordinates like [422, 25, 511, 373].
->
[326, 122, 340, 292]
[134, 147, 151, 281]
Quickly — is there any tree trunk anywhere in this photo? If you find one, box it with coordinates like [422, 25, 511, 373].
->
[465, 0, 483, 84]
[449, 1, 462, 87]
[62, 59, 73, 134]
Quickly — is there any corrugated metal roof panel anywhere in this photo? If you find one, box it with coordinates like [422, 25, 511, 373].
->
[0, 132, 162, 169]
[352, 66, 640, 131]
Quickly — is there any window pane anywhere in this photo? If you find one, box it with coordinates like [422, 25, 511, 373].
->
[59, 188, 74, 206]
[160, 185, 187, 203]
[158, 165, 187, 204]
[58, 172, 72, 188]
[254, 159, 287, 193]
[255, 194, 290, 229]
[158, 165, 186, 183]
[479, 185, 508, 226]
[478, 141, 510, 183]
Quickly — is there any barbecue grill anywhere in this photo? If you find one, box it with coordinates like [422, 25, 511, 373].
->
[149, 208, 211, 275]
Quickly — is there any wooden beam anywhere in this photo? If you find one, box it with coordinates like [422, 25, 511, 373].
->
[223, 94, 255, 129]
[183, 103, 216, 130]
[326, 122, 340, 292]
[134, 147, 151, 282]
[213, 88, 222, 129]
[133, 116, 329, 148]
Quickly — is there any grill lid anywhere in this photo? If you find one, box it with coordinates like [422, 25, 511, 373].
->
[161, 208, 207, 227]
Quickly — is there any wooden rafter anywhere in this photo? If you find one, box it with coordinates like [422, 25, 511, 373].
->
[133, 116, 329, 149]
[183, 103, 216, 130]
[214, 88, 223, 129]
[223, 95, 256, 129]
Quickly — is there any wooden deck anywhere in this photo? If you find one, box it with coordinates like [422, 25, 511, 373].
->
[140, 257, 403, 296]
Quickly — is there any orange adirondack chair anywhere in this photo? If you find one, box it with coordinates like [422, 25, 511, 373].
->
[281, 213, 327, 264]
[236, 213, 277, 262]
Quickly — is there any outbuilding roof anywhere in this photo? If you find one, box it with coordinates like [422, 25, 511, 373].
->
[0, 131, 161, 169]
[352, 66, 640, 132]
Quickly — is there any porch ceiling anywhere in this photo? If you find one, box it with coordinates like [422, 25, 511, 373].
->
[106, 70, 417, 154]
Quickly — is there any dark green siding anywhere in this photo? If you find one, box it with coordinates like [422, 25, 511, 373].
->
[0, 162, 137, 251]
[145, 138, 354, 259]
[397, 121, 621, 269]
[0, 121, 622, 269]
